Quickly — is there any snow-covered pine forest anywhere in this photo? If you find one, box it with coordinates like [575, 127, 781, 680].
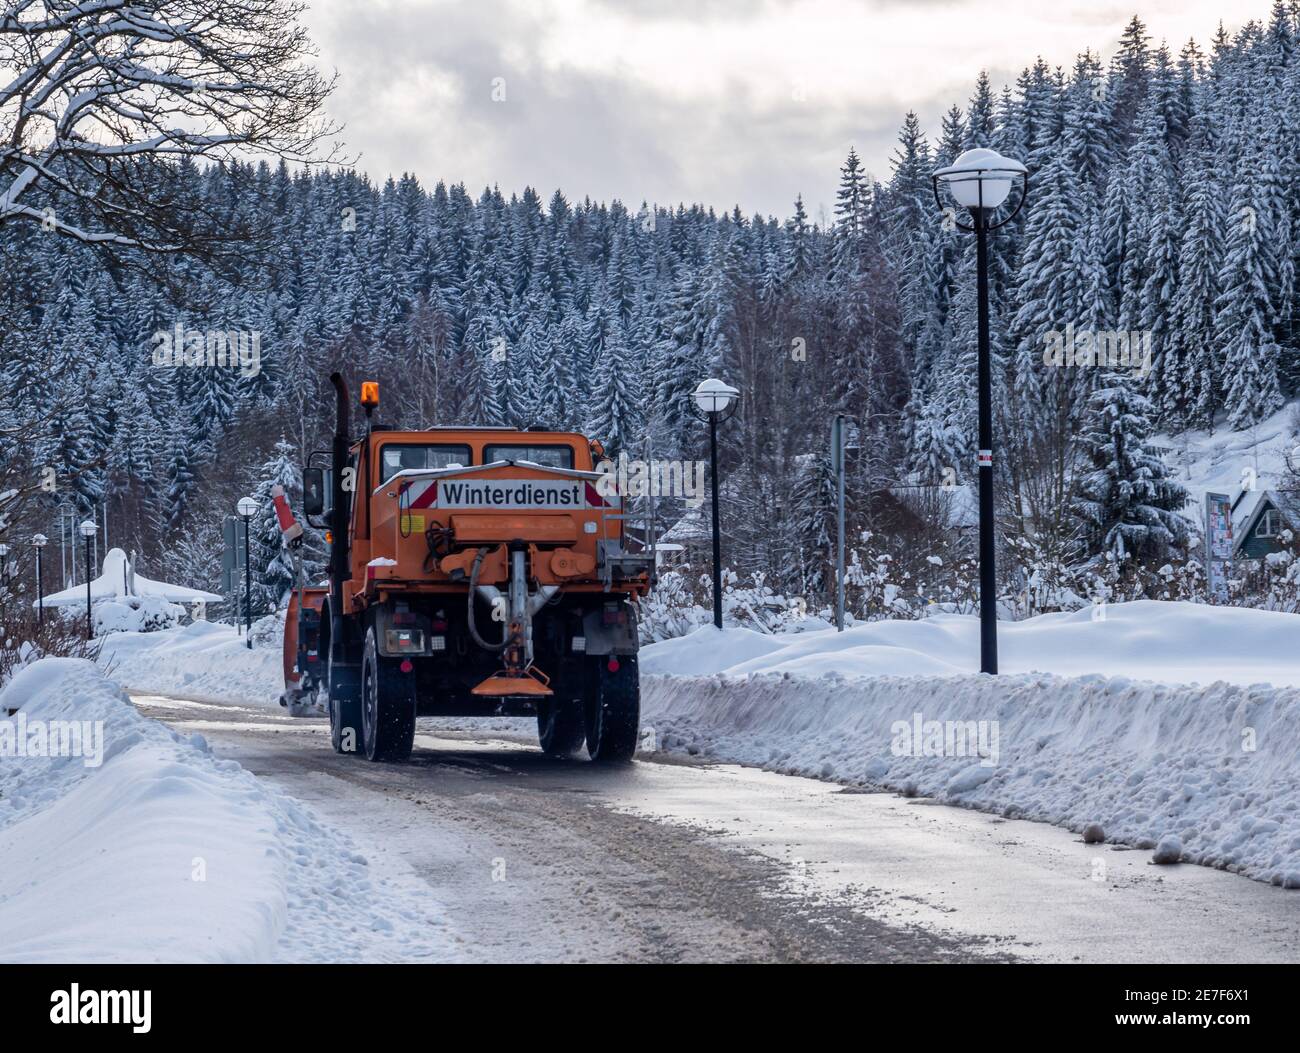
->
[4, 9, 1300, 621]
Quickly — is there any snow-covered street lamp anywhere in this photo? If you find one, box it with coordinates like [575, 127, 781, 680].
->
[237, 496, 258, 649]
[690, 379, 740, 630]
[932, 148, 1028, 675]
[32, 534, 47, 624]
[933, 147, 1025, 212]
[78, 520, 97, 638]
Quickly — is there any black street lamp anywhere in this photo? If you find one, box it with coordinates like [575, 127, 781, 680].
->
[932, 147, 1028, 676]
[32, 534, 47, 624]
[237, 496, 258, 649]
[79, 519, 97, 639]
[689, 378, 740, 630]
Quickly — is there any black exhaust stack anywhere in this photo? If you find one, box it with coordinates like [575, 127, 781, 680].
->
[328, 372, 352, 677]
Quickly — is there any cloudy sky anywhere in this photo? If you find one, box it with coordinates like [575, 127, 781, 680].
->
[306, 0, 1252, 223]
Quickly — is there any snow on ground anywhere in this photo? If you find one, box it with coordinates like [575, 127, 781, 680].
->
[640, 601, 1300, 886]
[87, 601, 1300, 887]
[97, 618, 283, 707]
[106, 599, 1300, 703]
[641, 672, 1300, 887]
[0, 658, 459, 962]
[1159, 400, 1297, 510]
[642, 600, 1300, 688]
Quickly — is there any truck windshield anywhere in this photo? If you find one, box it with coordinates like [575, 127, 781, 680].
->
[379, 444, 472, 483]
[484, 444, 575, 469]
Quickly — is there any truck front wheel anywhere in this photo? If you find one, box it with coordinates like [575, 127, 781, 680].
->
[328, 647, 363, 756]
[286, 690, 314, 719]
[361, 628, 416, 762]
[586, 656, 639, 763]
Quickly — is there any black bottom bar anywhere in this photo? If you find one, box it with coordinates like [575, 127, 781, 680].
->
[0, 962, 1291, 1039]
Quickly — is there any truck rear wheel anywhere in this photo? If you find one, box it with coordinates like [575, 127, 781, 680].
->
[586, 656, 640, 763]
[537, 698, 586, 757]
[361, 628, 416, 762]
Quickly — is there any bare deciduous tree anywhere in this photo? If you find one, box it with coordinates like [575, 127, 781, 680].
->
[0, 0, 340, 251]
[0, 0, 341, 567]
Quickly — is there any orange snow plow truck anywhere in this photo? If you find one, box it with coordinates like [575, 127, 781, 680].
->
[279, 373, 652, 763]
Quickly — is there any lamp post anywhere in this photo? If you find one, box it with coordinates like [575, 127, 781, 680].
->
[690, 378, 740, 630]
[79, 520, 97, 639]
[237, 496, 258, 649]
[830, 415, 857, 632]
[932, 147, 1028, 676]
[32, 534, 47, 624]
[0, 543, 8, 591]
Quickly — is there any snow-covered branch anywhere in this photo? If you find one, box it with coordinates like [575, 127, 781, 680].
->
[0, 0, 341, 253]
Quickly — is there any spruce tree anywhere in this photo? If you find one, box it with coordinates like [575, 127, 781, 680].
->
[587, 325, 638, 457]
[1071, 371, 1188, 560]
[162, 433, 196, 537]
[247, 438, 302, 614]
[1215, 128, 1286, 429]
[1165, 121, 1223, 428]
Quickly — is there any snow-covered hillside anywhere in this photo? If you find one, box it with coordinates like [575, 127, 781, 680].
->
[1161, 401, 1298, 512]
[0, 659, 458, 962]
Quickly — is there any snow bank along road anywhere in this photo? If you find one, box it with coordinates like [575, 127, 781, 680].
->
[642, 603, 1300, 889]
[127, 693, 1299, 964]
[0, 661, 456, 963]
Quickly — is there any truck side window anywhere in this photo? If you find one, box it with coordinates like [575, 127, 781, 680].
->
[484, 444, 574, 469]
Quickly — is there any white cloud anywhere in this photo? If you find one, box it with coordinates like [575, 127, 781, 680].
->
[305, 0, 1258, 220]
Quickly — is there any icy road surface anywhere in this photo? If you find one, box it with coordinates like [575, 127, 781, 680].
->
[132, 694, 1300, 964]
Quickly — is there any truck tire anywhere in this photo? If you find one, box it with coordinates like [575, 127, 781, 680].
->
[586, 655, 640, 763]
[308, 674, 329, 715]
[287, 692, 314, 718]
[537, 698, 586, 758]
[328, 650, 363, 756]
[361, 628, 416, 762]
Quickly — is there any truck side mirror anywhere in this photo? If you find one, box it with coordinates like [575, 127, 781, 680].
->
[303, 468, 326, 517]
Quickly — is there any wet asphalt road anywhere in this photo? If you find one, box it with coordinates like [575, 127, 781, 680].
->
[132, 694, 1300, 964]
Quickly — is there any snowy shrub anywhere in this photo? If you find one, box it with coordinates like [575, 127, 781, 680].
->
[637, 570, 712, 643]
[92, 595, 185, 635]
[0, 607, 100, 689]
[637, 568, 810, 643]
[93, 601, 138, 635]
[247, 612, 285, 650]
[639, 511, 1300, 644]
